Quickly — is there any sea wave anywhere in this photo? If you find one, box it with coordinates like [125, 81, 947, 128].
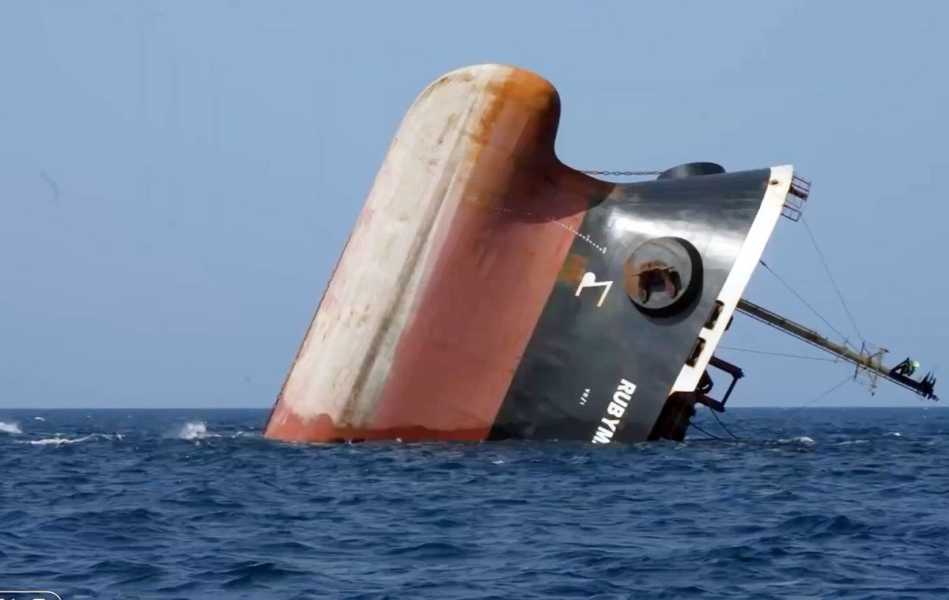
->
[836, 439, 869, 446]
[778, 435, 816, 446]
[0, 421, 22, 434]
[1, 407, 947, 598]
[177, 421, 220, 440]
[25, 433, 122, 446]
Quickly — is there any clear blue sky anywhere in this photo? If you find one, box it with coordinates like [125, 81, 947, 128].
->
[1, 1, 946, 408]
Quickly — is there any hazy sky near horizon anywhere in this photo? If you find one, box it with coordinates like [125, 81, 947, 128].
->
[1, 1, 947, 408]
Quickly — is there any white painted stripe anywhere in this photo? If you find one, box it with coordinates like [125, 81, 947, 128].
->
[671, 165, 793, 393]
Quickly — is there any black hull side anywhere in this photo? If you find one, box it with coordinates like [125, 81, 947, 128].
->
[489, 169, 773, 443]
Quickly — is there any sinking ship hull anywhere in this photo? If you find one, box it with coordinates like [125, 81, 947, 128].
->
[264, 64, 793, 444]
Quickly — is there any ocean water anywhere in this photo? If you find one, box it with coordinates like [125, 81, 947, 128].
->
[1, 408, 947, 599]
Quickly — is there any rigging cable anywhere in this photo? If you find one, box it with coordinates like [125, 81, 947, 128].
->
[709, 408, 740, 441]
[809, 373, 856, 404]
[718, 345, 838, 363]
[758, 259, 856, 350]
[778, 373, 854, 430]
[688, 420, 724, 441]
[801, 215, 866, 345]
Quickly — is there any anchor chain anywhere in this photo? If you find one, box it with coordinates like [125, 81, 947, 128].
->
[580, 169, 661, 177]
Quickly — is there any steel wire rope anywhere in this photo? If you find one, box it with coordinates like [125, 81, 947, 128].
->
[688, 420, 725, 441]
[801, 216, 866, 346]
[777, 373, 854, 431]
[758, 260, 857, 350]
[718, 345, 839, 363]
[709, 408, 740, 441]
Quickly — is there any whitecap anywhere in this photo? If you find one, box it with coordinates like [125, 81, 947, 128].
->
[778, 436, 816, 446]
[886, 432, 902, 437]
[33, 416, 46, 422]
[0, 421, 22, 435]
[25, 433, 118, 446]
[177, 421, 219, 440]
[28, 435, 95, 446]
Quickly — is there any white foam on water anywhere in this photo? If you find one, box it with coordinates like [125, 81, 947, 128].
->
[33, 416, 46, 422]
[177, 421, 220, 440]
[779, 436, 816, 446]
[886, 432, 902, 437]
[29, 435, 96, 446]
[25, 433, 119, 446]
[0, 421, 22, 435]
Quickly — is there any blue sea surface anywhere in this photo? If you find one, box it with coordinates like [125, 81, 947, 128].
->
[1, 407, 948, 599]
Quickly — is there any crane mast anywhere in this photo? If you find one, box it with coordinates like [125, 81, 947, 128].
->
[735, 298, 938, 400]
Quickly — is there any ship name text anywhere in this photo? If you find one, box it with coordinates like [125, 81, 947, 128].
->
[591, 379, 637, 444]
